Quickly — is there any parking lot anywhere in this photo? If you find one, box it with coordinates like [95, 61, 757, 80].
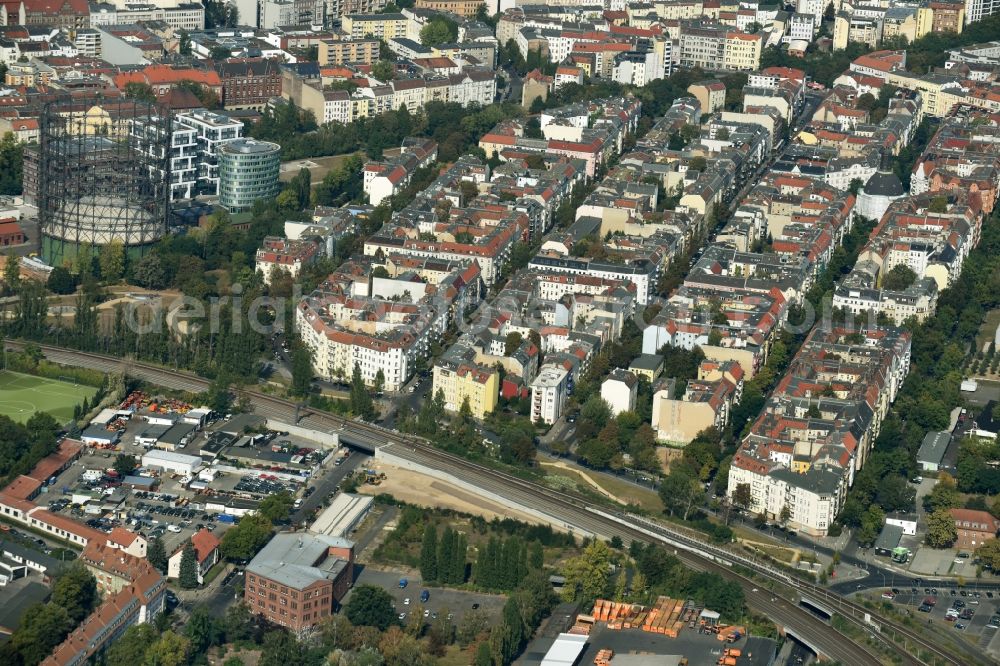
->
[27, 396, 354, 557]
[870, 586, 1000, 648]
[348, 567, 507, 626]
[31, 448, 235, 553]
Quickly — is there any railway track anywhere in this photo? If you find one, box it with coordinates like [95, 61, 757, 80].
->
[7, 341, 980, 665]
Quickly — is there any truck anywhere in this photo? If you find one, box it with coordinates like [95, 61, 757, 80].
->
[218, 514, 236, 524]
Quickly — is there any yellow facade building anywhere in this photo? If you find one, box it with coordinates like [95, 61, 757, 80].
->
[432, 363, 499, 419]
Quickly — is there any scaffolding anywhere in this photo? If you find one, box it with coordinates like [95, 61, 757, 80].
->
[37, 96, 171, 267]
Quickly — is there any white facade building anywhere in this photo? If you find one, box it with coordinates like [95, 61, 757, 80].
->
[130, 116, 197, 201]
[141, 450, 202, 476]
[965, 0, 1000, 24]
[174, 109, 244, 196]
[600, 370, 638, 416]
[530, 365, 570, 424]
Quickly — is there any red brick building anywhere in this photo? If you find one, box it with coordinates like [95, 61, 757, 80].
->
[216, 58, 281, 111]
[950, 508, 999, 550]
[245, 533, 354, 631]
[0, 219, 26, 247]
[22, 0, 89, 29]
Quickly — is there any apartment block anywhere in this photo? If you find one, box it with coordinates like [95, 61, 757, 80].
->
[833, 190, 983, 324]
[651, 359, 742, 445]
[317, 37, 379, 66]
[727, 326, 912, 536]
[601, 369, 638, 416]
[363, 137, 438, 206]
[530, 365, 570, 424]
[173, 109, 244, 196]
[431, 362, 500, 418]
[256, 236, 321, 284]
[341, 12, 410, 40]
[297, 258, 482, 391]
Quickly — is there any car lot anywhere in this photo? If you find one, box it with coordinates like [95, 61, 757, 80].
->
[31, 447, 238, 552]
[872, 587, 999, 643]
[349, 567, 507, 625]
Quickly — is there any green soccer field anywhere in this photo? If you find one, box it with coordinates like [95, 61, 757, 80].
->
[0, 370, 99, 424]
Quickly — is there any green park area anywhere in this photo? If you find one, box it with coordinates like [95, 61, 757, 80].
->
[0, 370, 97, 424]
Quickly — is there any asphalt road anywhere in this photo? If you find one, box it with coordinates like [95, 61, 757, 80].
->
[290, 453, 365, 525]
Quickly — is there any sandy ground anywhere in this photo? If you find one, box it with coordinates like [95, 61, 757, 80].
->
[540, 460, 621, 502]
[355, 462, 547, 525]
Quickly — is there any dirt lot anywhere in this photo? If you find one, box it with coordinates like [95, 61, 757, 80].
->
[279, 153, 361, 184]
[355, 462, 547, 525]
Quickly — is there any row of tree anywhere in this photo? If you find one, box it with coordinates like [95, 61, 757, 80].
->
[420, 524, 469, 585]
[473, 535, 542, 592]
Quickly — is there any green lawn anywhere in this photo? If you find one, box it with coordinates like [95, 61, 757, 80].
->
[0, 370, 97, 424]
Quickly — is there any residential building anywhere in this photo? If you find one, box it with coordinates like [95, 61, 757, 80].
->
[317, 37, 379, 66]
[325, 0, 390, 22]
[130, 113, 198, 201]
[964, 0, 999, 23]
[834, 190, 982, 324]
[174, 109, 244, 196]
[522, 68, 553, 108]
[530, 365, 570, 424]
[677, 21, 762, 72]
[81, 541, 155, 596]
[95, 24, 163, 64]
[951, 508, 999, 550]
[651, 361, 740, 445]
[167, 528, 220, 584]
[42, 564, 164, 665]
[601, 369, 638, 416]
[687, 80, 726, 115]
[628, 354, 663, 381]
[341, 12, 410, 40]
[245, 533, 355, 631]
[727, 327, 912, 536]
[362, 137, 438, 205]
[431, 362, 500, 418]
[106, 527, 146, 558]
[928, 0, 965, 31]
[297, 260, 482, 391]
[256, 236, 321, 284]
[414, 0, 482, 16]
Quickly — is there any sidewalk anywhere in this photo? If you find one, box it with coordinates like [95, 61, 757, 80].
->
[173, 561, 235, 604]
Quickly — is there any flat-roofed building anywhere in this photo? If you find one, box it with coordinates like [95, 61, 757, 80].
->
[309, 493, 374, 538]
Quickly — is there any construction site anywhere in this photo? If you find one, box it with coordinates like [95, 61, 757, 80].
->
[528, 599, 776, 666]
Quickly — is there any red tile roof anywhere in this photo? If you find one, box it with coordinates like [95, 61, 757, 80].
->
[27, 439, 82, 482]
[3, 475, 42, 500]
[108, 526, 141, 548]
[190, 528, 221, 563]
